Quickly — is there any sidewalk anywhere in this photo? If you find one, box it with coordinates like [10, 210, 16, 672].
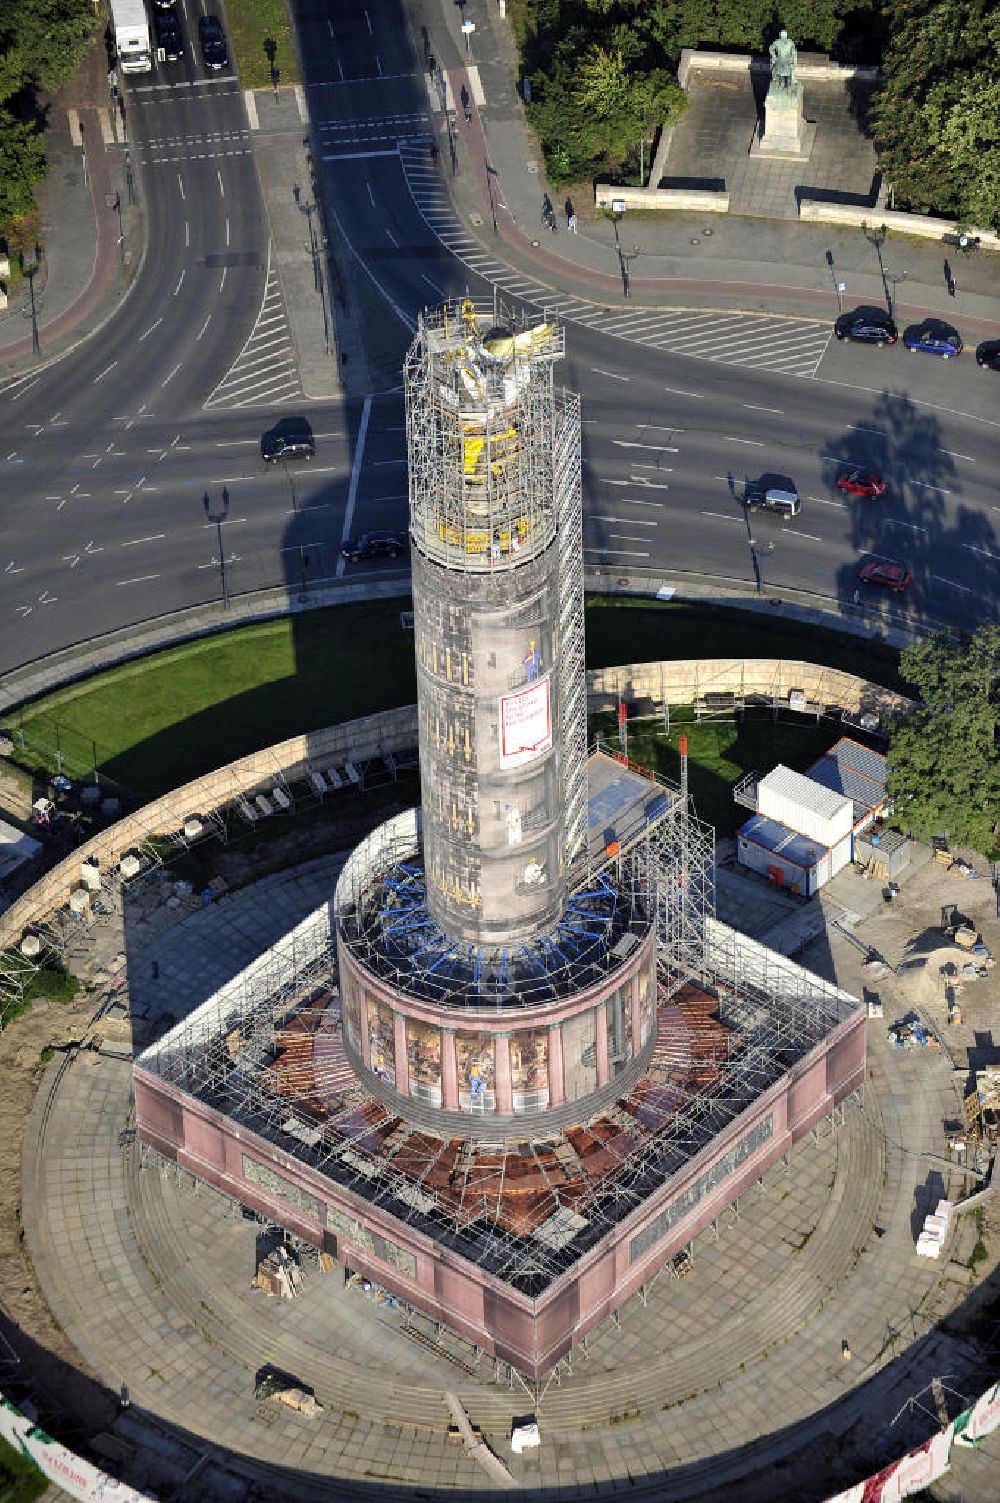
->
[420, 0, 1000, 333]
[0, 38, 138, 378]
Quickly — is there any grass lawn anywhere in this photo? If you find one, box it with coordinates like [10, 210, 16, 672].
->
[592, 706, 844, 839]
[223, 0, 302, 89]
[6, 597, 902, 806]
[0, 1437, 46, 1503]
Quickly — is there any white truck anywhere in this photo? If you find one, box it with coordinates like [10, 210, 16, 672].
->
[111, 0, 152, 74]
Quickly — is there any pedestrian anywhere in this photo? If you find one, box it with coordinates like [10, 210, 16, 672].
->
[567, 212, 578, 234]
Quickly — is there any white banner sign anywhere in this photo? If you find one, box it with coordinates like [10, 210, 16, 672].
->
[499, 676, 552, 769]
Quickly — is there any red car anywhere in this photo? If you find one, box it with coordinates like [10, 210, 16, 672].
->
[837, 468, 887, 498]
[858, 559, 911, 593]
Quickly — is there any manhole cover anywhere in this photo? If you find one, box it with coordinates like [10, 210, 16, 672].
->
[470, 212, 483, 226]
[525, 159, 539, 174]
[690, 238, 700, 245]
[703, 227, 714, 236]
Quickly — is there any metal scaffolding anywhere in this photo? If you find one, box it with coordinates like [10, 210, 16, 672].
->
[139, 892, 861, 1300]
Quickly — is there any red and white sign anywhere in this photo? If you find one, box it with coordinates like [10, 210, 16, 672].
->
[499, 677, 552, 769]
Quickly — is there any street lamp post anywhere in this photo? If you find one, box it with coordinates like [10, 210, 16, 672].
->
[203, 489, 232, 610]
[461, 18, 475, 57]
[22, 250, 41, 357]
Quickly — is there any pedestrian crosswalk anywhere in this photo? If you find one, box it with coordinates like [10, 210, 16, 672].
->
[204, 243, 302, 409]
[396, 142, 831, 379]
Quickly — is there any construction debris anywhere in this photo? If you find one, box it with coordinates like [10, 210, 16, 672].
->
[253, 1245, 303, 1299]
[254, 1369, 322, 1416]
[445, 1393, 519, 1486]
[964, 1069, 1000, 1148]
[887, 1019, 940, 1052]
[916, 1198, 954, 1259]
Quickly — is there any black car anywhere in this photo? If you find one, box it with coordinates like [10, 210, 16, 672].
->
[153, 0, 175, 10]
[260, 418, 315, 462]
[834, 310, 898, 346]
[341, 530, 407, 562]
[975, 340, 1000, 371]
[198, 15, 228, 70]
[154, 10, 183, 62]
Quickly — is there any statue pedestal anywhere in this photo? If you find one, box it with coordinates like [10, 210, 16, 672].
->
[752, 83, 814, 161]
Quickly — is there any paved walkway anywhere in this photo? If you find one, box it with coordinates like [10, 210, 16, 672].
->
[19, 855, 997, 1500]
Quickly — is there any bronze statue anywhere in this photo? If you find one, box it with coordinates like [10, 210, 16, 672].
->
[768, 29, 798, 94]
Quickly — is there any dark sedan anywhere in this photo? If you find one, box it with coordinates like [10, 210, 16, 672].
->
[198, 15, 229, 70]
[903, 322, 962, 358]
[341, 531, 407, 562]
[834, 311, 898, 346]
[261, 418, 315, 462]
[154, 10, 183, 62]
[975, 340, 1000, 371]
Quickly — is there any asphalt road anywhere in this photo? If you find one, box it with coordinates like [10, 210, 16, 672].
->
[0, 0, 997, 677]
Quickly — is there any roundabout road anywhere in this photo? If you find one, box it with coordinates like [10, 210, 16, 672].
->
[0, 0, 997, 681]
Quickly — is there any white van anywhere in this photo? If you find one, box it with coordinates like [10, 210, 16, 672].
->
[745, 486, 800, 519]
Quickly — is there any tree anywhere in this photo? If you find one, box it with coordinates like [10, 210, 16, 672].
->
[871, 0, 1000, 231]
[888, 625, 1000, 855]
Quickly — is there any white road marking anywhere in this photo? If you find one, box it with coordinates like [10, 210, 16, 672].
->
[590, 516, 657, 527]
[365, 10, 373, 33]
[938, 448, 974, 462]
[185, 221, 190, 247]
[10, 379, 40, 403]
[847, 424, 884, 436]
[806, 496, 847, 509]
[591, 368, 629, 382]
[161, 364, 182, 388]
[219, 265, 227, 293]
[217, 168, 225, 197]
[117, 575, 160, 586]
[197, 315, 212, 341]
[328, 18, 335, 36]
[421, 272, 445, 296]
[885, 519, 928, 534]
[173, 270, 186, 296]
[585, 546, 649, 558]
[612, 440, 677, 453]
[225, 217, 230, 246]
[367, 182, 376, 206]
[962, 542, 999, 560]
[138, 319, 162, 342]
[121, 534, 165, 546]
[930, 575, 973, 592]
[783, 529, 823, 541]
[909, 479, 952, 494]
[177, 173, 185, 200]
[94, 362, 118, 383]
[385, 228, 398, 246]
[722, 436, 764, 446]
[662, 386, 702, 399]
[744, 404, 784, 414]
[701, 511, 743, 523]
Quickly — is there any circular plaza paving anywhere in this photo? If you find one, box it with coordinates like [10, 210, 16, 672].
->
[20, 856, 992, 1500]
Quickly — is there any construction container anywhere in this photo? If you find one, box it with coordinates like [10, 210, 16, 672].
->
[756, 765, 852, 847]
[737, 815, 828, 897]
[854, 827, 910, 878]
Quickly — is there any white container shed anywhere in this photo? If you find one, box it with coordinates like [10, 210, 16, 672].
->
[757, 765, 852, 848]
